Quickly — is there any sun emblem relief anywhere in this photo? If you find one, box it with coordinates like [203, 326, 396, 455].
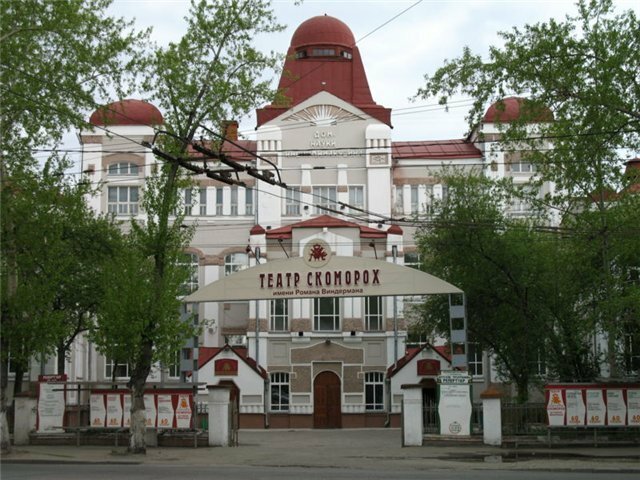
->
[283, 105, 362, 126]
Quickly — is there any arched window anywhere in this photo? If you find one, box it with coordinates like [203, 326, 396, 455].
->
[224, 253, 248, 276]
[108, 162, 139, 176]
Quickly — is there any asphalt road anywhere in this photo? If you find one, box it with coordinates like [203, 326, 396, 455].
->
[3, 464, 640, 480]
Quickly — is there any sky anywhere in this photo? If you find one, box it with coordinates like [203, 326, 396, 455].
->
[102, 0, 638, 142]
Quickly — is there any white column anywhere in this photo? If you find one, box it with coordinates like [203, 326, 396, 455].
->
[481, 386, 503, 446]
[401, 384, 423, 446]
[208, 386, 231, 447]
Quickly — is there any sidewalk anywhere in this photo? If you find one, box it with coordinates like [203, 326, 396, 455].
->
[2, 429, 640, 472]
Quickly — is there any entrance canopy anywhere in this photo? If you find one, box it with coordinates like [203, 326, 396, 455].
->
[185, 255, 461, 303]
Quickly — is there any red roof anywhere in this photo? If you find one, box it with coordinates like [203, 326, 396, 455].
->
[266, 214, 386, 240]
[89, 99, 163, 126]
[483, 96, 554, 123]
[220, 139, 257, 162]
[250, 224, 266, 235]
[387, 343, 452, 378]
[198, 344, 267, 379]
[291, 15, 355, 48]
[257, 15, 391, 127]
[392, 139, 482, 160]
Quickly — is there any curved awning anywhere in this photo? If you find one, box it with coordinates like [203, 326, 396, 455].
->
[185, 256, 461, 303]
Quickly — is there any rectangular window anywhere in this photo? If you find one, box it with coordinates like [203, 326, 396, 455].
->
[216, 188, 223, 215]
[313, 297, 340, 331]
[183, 188, 193, 216]
[365, 372, 384, 411]
[624, 332, 640, 374]
[270, 372, 290, 412]
[285, 187, 301, 216]
[105, 357, 129, 379]
[467, 343, 483, 377]
[365, 296, 383, 331]
[168, 351, 181, 379]
[107, 186, 139, 216]
[270, 299, 289, 331]
[410, 185, 420, 213]
[230, 187, 238, 216]
[245, 188, 254, 216]
[394, 186, 404, 214]
[312, 186, 337, 214]
[348, 186, 364, 212]
[199, 188, 207, 216]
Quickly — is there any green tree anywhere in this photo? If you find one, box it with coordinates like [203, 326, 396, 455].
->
[91, 0, 285, 453]
[415, 0, 640, 378]
[413, 173, 601, 401]
[1, 0, 148, 452]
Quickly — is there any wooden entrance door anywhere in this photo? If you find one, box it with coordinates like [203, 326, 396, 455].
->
[313, 371, 341, 428]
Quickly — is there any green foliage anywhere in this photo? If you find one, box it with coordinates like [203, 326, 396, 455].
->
[1, 156, 120, 371]
[416, 0, 639, 201]
[414, 174, 602, 401]
[0, 0, 149, 155]
[415, 0, 640, 387]
[144, 0, 285, 141]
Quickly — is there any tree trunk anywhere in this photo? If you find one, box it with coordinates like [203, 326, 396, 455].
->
[0, 342, 10, 453]
[127, 339, 154, 454]
[57, 343, 66, 375]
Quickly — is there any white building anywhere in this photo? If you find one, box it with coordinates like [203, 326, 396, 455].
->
[28, 15, 558, 428]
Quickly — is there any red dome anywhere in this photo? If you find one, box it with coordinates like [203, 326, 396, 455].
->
[291, 15, 355, 49]
[89, 99, 163, 126]
[483, 97, 553, 123]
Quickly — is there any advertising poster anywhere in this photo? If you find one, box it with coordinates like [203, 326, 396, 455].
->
[106, 394, 123, 428]
[90, 394, 107, 427]
[546, 389, 566, 426]
[565, 389, 585, 426]
[606, 390, 626, 426]
[144, 394, 156, 428]
[175, 394, 192, 429]
[586, 389, 606, 426]
[37, 380, 66, 432]
[123, 395, 132, 428]
[157, 394, 174, 429]
[627, 390, 640, 426]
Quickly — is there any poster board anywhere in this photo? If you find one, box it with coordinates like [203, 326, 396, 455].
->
[437, 371, 472, 436]
[36, 374, 67, 433]
[545, 384, 640, 427]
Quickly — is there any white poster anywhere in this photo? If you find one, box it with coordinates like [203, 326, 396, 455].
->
[157, 394, 174, 429]
[438, 383, 472, 436]
[606, 389, 626, 426]
[123, 395, 132, 428]
[90, 394, 106, 428]
[546, 389, 566, 426]
[37, 382, 66, 432]
[565, 390, 585, 426]
[144, 394, 156, 427]
[175, 394, 192, 429]
[586, 389, 606, 426]
[627, 390, 640, 426]
[106, 394, 123, 428]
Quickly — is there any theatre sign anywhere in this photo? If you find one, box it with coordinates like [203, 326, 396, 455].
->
[185, 239, 462, 303]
